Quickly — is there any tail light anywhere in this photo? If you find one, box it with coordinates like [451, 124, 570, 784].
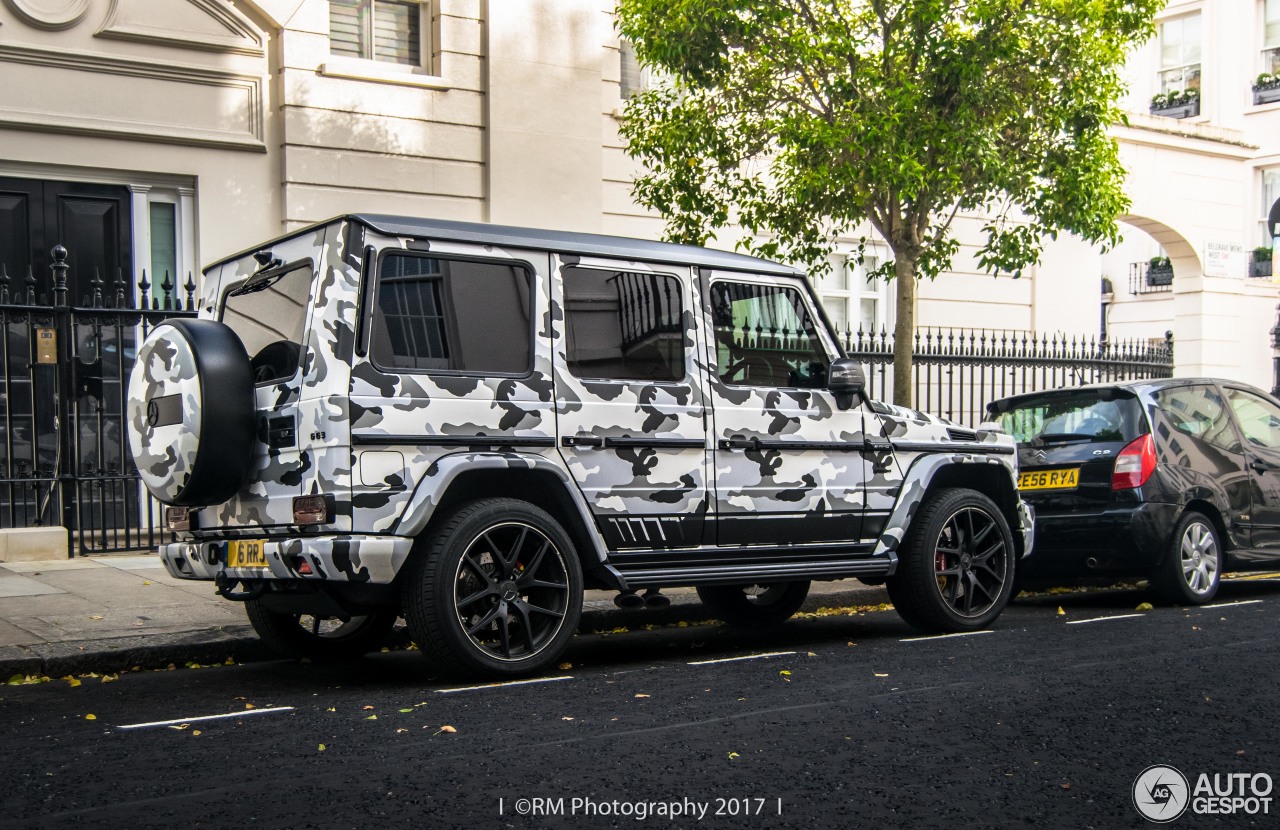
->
[293, 495, 332, 525]
[1112, 433, 1156, 490]
[166, 506, 192, 531]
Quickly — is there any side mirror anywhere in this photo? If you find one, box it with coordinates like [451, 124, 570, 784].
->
[828, 358, 865, 410]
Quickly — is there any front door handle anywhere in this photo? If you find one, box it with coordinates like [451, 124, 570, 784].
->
[1251, 458, 1271, 475]
[719, 435, 758, 450]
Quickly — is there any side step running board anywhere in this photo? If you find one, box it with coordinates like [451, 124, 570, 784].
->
[614, 556, 894, 589]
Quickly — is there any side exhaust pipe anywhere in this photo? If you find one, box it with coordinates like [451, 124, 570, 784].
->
[613, 591, 645, 609]
[642, 588, 670, 609]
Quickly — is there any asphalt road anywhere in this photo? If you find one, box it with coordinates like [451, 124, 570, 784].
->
[3, 579, 1280, 830]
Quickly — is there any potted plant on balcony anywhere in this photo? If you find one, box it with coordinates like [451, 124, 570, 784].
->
[1146, 255, 1174, 286]
[1252, 246, 1274, 278]
[1150, 88, 1201, 118]
[1254, 73, 1280, 106]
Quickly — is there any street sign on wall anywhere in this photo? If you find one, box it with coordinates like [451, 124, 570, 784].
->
[1203, 241, 1245, 278]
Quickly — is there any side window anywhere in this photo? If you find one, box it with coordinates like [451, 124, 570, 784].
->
[1225, 388, 1280, 450]
[371, 253, 531, 375]
[563, 266, 684, 382]
[709, 281, 829, 389]
[1156, 385, 1240, 453]
[222, 263, 312, 385]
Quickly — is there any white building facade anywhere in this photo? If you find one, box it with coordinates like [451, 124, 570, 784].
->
[0, 0, 1276, 386]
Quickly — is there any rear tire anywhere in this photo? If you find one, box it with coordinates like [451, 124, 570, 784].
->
[401, 498, 583, 680]
[887, 488, 1016, 633]
[244, 601, 397, 661]
[1152, 511, 1221, 605]
[696, 581, 810, 626]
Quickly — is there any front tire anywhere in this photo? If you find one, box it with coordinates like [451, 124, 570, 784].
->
[401, 498, 583, 679]
[244, 601, 398, 661]
[887, 488, 1016, 633]
[696, 581, 810, 626]
[1152, 511, 1221, 605]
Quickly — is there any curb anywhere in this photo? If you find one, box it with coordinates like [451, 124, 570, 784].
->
[2, 584, 885, 679]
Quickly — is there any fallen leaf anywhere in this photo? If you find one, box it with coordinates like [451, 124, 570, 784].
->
[326, 707, 336, 712]
[318, 744, 326, 751]
[89, 615, 104, 621]
[62, 676, 81, 688]
[436, 725, 457, 735]
[395, 728, 408, 734]
[779, 670, 792, 676]
[362, 705, 375, 710]
[1056, 607, 1065, 616]
[192, 730, 201, 736]
[558, 662, 572, 670]
[561, 716, 574, 721]
[874, 673, 889, 678]
[224, 658, 235, 666]
[244, 703, 256, 710]
[634, 693, 650, 699]
[1136, 602, 1153, 611]
[398, 708, 413, 713]
[101, 674, 118, 684]
[168, 724, 189, 731]
[85, 714, 96, 720]
[728, 752, 740, 760]
[1060, 783, 1071, 791]
[143, 580, 151, 586]
[807, 652, 817, 657]
[413, 702, 428, 708]
[234, 696, 246, 700]
[1236, 749, 1246, 756]
[365, 715, 378, 720]
[846, 642, 856, 647]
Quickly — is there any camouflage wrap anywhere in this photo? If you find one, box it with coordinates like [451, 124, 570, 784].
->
[127, 323, 203, 503]
[159, 536, 412, 583]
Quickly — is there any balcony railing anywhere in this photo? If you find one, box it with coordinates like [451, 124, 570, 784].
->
[1130, 261, 1173, 294]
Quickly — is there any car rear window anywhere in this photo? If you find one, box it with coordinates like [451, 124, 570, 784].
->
[993, 390, 1145, 444]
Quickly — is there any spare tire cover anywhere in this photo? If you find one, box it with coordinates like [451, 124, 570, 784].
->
[127, 319, 256, 506]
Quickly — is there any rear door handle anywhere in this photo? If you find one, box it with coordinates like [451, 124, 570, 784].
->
[719, 435, 758, 450]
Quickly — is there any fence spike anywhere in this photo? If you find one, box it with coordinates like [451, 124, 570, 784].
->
[161, 271, 174, 311]
[90, 267, 103, 308]
[138, 269, 150, 310]
[114, 267, 126, 309]
[0, 263, 8, 304]
[25, 265, 37, 305]
[50, 244, 69, 307]
[185, 273, 197, 311]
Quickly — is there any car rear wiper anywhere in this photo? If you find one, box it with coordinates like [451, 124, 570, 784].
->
[1031, 433, 1094, 445]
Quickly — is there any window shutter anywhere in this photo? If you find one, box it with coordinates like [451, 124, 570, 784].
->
[329, 0, 365, 58]
[374, 1, 421, 65]
[620, 39, 643, 99]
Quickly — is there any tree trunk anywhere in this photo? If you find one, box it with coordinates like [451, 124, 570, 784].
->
[892, 255, 917, 408]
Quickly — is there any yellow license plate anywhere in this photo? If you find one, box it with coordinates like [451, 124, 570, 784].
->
[1018, 468, 1080, 491]
[227, 540, 268, 568]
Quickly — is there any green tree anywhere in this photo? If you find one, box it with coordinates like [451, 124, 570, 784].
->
[617, 0, 1160, 406]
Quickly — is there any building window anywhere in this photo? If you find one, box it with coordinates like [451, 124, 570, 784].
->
[818, 251, 890, 337]
[1264, 169, 1280, 242]
[1266, 0, 1280, 74]
[329, 0, 423, 66]
[1158, 14, 1201, 95]
[148, 202, 177, 305]
[620, 39, 650, 99]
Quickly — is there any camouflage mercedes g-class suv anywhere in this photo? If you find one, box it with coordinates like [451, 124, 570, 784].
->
[127, 215, 1033, 678]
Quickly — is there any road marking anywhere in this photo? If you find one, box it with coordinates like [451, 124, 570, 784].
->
[900, 630, 995, 642]
[118, 706, 295, 730]
[687, 650, 797, 666]
[1202, 599, 1264, 609]
[1066, 613, 1145, 625]
[1228, 572, 1280, 581]
[435, 676, 574, 693]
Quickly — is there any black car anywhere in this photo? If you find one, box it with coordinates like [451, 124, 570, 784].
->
[988, 378, 1280, 604]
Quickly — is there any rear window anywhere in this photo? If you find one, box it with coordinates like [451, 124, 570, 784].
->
[994, 390, 1145, 445]
[222, 262, 313, 385]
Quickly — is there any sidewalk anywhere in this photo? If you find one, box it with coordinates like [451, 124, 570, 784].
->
[0, 554, 886, 678]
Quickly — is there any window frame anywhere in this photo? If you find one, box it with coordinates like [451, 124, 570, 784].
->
[561, 264, 690, 385]
[1157, 12, 1202, 95]
[327, 0, 436, 76]
[1223, 385, 1280, 451]
[1153, 383, 1242, 455]
[1265, 0, 1280, 71]
[1262, 168, 1280, 245]
[367, 248, 537, 380]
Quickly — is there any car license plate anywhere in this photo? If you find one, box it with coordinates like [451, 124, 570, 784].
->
[227, 539, 268, 568]
[1017, 468, 1080, 491]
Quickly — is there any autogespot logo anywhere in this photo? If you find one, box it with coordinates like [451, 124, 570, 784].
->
[1133, 765, 1190, 823]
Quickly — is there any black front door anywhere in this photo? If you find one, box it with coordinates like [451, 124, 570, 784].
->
[0, 177, 132, 303]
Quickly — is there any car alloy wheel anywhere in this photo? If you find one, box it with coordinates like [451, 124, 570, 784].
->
[931, 506, 1009, 619]
[1178, 519, 1219, 596]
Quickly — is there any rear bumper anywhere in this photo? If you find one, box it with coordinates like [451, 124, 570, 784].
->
[1020, 501, 1179, 577]
[160, 536, 414, 584]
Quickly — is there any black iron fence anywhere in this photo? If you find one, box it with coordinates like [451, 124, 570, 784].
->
[842, 327, 1175, 427]
[0, 246, 197, 555]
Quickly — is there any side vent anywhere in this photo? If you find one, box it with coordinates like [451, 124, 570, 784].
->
[946, 427, 978, 442]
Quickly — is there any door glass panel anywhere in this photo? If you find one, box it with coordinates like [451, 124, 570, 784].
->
[1153, 385, 1240, 453]
[709, 281, 829, 389]
[563, 266, 684, 382]
[222, 264, 312, 385]
[1226, 389, 1280, 450]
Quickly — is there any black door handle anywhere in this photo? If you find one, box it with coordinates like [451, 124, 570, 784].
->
[719, 435, 758, 450]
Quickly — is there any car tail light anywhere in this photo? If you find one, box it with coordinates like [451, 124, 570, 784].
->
[293, 495, 331, 525]
[1112, 434, 1156, 490]
[166, 506, 191, 531]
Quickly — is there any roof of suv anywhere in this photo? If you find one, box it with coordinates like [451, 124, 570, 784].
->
[207, 214, 804, 277]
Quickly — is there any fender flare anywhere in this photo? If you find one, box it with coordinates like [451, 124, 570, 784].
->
[391, 451, 611, 566]
[873, 453, 1021, 560]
